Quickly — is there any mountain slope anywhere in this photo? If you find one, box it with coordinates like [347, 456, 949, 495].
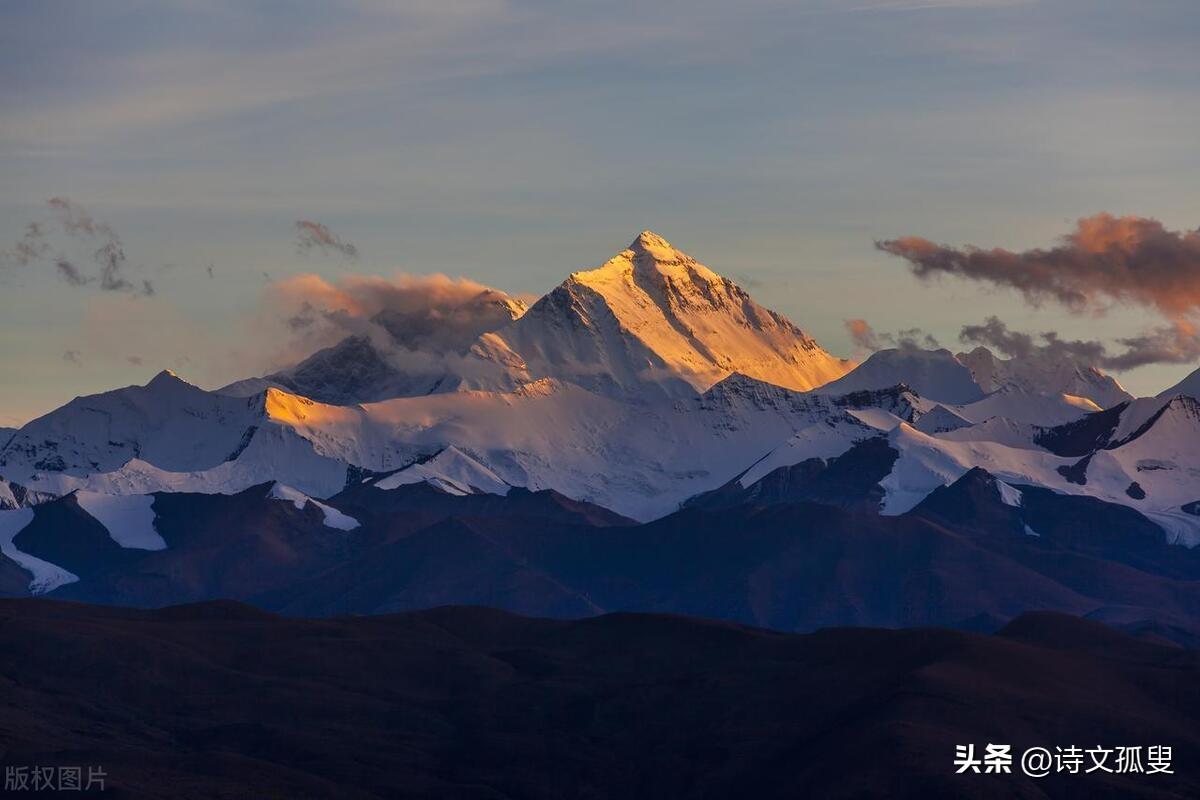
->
[958, 345, 1132, 409]
[0, 370, 260, 479]
[822, 344, 1130, 412]
[817, 348, 985, 404]
[3, 368, 925, 520]
[473, 231, 855, 396]
[1160, 365, 1200, 399]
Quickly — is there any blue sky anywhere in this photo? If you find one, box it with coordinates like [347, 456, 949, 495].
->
[2, 0, 1199, 424]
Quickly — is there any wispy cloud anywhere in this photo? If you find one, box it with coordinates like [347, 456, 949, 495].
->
[961, 315, 1200, 371]
[845, 319, 940, 352]
[295, 220, 359, 261]
[2, 198, 155, 295]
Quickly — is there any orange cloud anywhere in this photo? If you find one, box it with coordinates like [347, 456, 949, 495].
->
[877, 213, 1200, 317]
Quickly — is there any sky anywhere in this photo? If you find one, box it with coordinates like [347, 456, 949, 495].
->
[2, 0, 1199, 426]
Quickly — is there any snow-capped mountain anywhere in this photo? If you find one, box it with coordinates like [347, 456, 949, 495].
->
[3, 228, 1199, 554]
[1, 370, 263, 477]
[0, 372, 351, 502]
[469, 231, 855, 397]
[819, 344, 1129, 414]
[816, 348, 985, 405]
[223, 231, 853, 404]
[957, 346, 1131, 409]
[0, 365, 916, 521]
[1160, 366, 1200, 400]
[721, 389, 1200, 545]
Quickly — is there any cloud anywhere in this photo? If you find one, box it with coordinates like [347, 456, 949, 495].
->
[876, 214, 1200, 318]
[6, 223, 50, 266]
[55, 259, 89, 287]
[263, 272, 528, 378]
[295, 220, 359, 260]
[3, 198, 155, 296]
[47, 196, 108, 237]
[960, 315, 1200, 372]
[879, 214, 1200, 371]
[1105, 322, 1200, 370]
[845, 319, 883, 351]
[845, 318, 940, 352]
[48, 198, 154, 295]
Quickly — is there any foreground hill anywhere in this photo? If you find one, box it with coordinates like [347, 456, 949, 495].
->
[1, 600, 1196, 799]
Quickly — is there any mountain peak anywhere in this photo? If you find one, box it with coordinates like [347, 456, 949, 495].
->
[570, 230, 719, 293]
[482, 231, 855, 397]
[146, 369, 189, 390]
[628, 229, 680, 260]
[957, 346, 1131, 409]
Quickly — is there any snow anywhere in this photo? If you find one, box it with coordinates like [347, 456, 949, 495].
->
[74, 491, 167, 550]
[846, 407, 908, 432]
[821, 345, 1130, 413]
[215, 376, 284, 397]
[957, 346, 1131, 409]
[1159, 366, 1200, 400]
[0, 479, 16, 510]
[738, 416, 878, 487]
[1076, 398, 1200, 545]
[0, 508, 79, 594]
[1110, 396, 1171, 443]
[0, 369, 266, 481]
[997, 481, 1023, 508]
[952, 387, 1099, 426]
[818, 348, 984, 404]
[375, 446, 511, 496]
[913, 404, 973, 435]
[267, 483, 360, 531]
[935, 416, 1040, 448]
[475, 231, 856, 397]
[878, 423, 1072, 515]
